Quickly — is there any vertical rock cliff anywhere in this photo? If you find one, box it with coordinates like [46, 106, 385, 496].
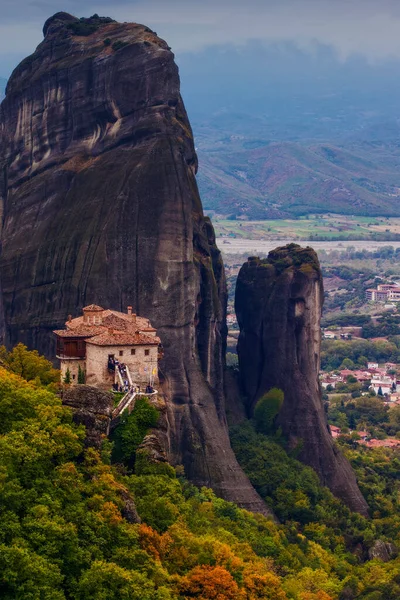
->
[235, 244, 369, 516]
[0, 13, 270, 515]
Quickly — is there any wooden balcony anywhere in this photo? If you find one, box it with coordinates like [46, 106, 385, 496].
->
[56, 337, 86, 359]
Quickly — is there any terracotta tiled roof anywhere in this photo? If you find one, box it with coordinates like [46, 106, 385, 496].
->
[54, 307, 159, 347]
[83, 304, 104, 311]
[102, 313, 130, 330]
[53, 325, 106, 338]
[86, 331, 160, 346]
[68, 309, 149, 330]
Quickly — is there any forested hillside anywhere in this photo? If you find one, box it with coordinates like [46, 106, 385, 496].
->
[1, 347, 400, 598]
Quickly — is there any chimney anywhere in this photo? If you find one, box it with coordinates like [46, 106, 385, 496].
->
[127, 306, 132, 315]
[132, 313, 137, 325]
[68, 314, 72, 322]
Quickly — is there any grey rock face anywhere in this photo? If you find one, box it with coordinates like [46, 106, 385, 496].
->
[0, 14, 269, 516]
[235, 245, 369, 516]
[368, 540, 397, 562]
[62, 384, 113, 448]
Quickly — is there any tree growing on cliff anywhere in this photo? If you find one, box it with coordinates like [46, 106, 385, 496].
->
[112, 397, 159, 467]
[63, 368, 71, 384]
[254, 388, 284, 435]
[78, 366, 85, 384]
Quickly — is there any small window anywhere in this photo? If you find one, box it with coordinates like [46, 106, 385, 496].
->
[131, 349, 136, 355]
[72, 374, 76, 380]
[119, 350, 123, 357]
[145, 349, 150, 356]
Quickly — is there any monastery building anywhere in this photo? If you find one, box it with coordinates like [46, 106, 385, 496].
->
[54, 305, 161, 390]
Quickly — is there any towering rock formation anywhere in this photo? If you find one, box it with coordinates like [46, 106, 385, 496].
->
[235, 244, 369, 516]
[0, 13, 270, 515]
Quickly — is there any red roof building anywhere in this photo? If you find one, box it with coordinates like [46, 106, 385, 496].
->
[54, 305, 161, 390]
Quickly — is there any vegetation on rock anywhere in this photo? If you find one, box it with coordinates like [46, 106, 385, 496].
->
[254, 388, 284, 435]
[111, 397, 159, 467]
[1, 346, 400, 597]
[66, 15, 115, 37]
[231, 418, 400, 598]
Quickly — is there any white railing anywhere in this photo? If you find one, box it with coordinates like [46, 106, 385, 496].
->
[111, 388, 158, 424]
[125, 364, 133, 387]
[112, 389, 136, 419]
[116, 366, 125, 388]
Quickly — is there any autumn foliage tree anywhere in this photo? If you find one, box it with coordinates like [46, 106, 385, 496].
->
[178, 565, 243, 599]
[0, 342, 59, 385]
[2, 345, 400, 598]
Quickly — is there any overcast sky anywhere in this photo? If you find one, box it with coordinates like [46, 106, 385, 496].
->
[2, 0, 400, 76]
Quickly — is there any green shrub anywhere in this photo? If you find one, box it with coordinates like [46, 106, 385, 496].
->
[135, 449, 176, 477]
[254, 388, 284, 434]
[78, 365, 85, 384]
[67, 21, 99, 36]
[63, 368, 71, 384]
[112, 40, 129, 52]
[111, 397, 159, 467]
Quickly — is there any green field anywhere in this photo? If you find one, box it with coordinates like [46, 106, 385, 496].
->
[212, 214, 400, 241]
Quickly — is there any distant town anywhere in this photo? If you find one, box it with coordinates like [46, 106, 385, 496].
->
[366, 283, 400, 303]
[321, 361, 398, 399]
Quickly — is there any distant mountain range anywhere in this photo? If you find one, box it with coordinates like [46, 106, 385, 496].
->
[195, 129, 400, 218]
[3, 40, 400, 219]
[178, 43, 400, 219]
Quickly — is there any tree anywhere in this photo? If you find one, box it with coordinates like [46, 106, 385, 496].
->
[78, 365, 85, 384]
[178, 565, 242, 600]
[339, 358, 355, 370]
[0, 343, 59, 385]
[64, 368, 71, 384]
[112, 397, 159, 466]
[254, 388, 284, 435]
[358, 355, 369, 367]
[389, 405, 400, 428]
[226, 352, 238, 368]
[76, 561, 162, 600]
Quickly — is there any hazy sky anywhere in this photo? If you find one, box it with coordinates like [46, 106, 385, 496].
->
[2, 0, 400, 76]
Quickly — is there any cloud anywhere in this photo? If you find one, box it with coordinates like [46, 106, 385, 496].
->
[2, 0, 400, 75]
[120, 0, 400, 61]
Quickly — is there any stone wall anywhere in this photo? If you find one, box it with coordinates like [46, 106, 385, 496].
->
[85, 343, 158, 389]
[60, 358, 85, 384]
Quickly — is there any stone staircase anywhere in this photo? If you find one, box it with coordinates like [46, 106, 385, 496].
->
[110, 388, 158, 431]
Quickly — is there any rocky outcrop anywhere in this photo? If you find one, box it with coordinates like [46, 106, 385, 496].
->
[62, 383, 141, 522]
[368, 540, 397, 562]
[235, 244, 369, 516]
[0, 13, 269, 515]
[62, 384, 113, 448]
